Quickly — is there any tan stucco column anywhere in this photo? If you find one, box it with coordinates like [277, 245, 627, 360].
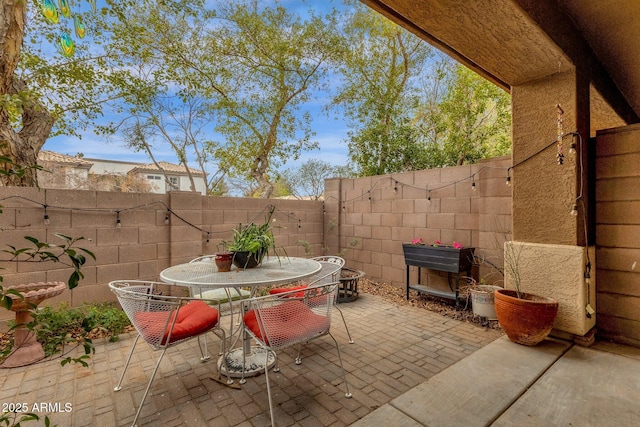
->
[510, 68, 596, 338]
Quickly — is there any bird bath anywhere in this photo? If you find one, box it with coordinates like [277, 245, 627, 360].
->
[1, 281, 66, 368]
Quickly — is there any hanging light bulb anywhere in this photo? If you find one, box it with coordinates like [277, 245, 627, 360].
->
[427, 190, 432, 204]
[570, 204, 579, 216]
[471, 176, 476, 191]
[116, 211, 122, 227]
[506, 169, 512, 186]
[393, 180, 398, 193]
[164, 211, 170, 225]
[43, 206, 50, 225]
[569, 142, 577, 155]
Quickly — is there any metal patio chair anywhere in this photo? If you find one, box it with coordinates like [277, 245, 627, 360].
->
[242, 282, 352, 426]
[109, 280, 230, 427]
[269, 256, 354, 343]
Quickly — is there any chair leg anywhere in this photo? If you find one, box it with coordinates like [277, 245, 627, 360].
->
[328, 332, 352, 398]
[212, 328, 234, 385]
[295, 343, 302, 365]
[131, 346, 170, 427]
[335, 305, 354, 344]
[263, 347, 276, 427]
[197, 336, 211, 362]
[114, 334, 141, 392]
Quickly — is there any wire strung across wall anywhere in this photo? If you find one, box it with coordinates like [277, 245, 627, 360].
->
[326, 131, 582, 211]
[0, 196, 307, 245]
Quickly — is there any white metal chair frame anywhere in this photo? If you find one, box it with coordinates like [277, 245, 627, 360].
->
[241, 282, 352, 426]
[271, 256, 354, 344]
[109, 280, 231, 427]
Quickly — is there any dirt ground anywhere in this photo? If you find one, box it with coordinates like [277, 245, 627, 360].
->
[359, 278, 503, 330]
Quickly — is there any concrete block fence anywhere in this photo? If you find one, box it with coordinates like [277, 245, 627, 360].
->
[324, 156, 513, 295]
[0, 156, 513, 326]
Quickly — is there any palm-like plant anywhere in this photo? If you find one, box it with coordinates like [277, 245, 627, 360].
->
[225, 206, 280, 266]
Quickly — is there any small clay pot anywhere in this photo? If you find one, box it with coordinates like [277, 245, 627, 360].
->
[215, 252, 233, 272]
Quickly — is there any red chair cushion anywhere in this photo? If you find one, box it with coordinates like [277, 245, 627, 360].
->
[268, 284, 308, 298]
[243, 300, 330, 347]
[134, 300, 219, 345]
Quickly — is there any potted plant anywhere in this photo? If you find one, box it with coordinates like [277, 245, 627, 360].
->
[468, 277, 502, 320]
[225, 206, 278, 269]
[494, 241, 559, 346]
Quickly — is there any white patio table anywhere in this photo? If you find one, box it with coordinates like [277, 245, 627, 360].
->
[159, 256, 321, 378]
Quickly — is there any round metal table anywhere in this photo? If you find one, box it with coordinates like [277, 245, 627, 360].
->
[160, 257, 321, 378]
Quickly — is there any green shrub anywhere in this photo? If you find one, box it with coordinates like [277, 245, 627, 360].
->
[2, 302, 130, 360]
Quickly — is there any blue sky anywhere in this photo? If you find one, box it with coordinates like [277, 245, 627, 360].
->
[42, 0, 353, 170]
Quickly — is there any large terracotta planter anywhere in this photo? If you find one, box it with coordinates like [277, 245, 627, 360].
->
[494, 288, 558, 346]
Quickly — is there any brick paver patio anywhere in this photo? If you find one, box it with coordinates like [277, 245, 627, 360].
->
[0, 293, 502, 426]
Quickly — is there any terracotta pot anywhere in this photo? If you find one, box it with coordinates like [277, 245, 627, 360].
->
[215, 252, 233, 272]
[494, 288, 558, 346]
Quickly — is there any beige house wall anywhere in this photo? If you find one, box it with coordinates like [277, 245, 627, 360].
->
[595, 123, 640, 346]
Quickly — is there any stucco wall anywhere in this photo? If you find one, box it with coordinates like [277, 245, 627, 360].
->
[503, 241, 596, 337]
[595, 123, 640, 346]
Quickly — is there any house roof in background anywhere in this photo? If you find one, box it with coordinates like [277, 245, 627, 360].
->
[130, 161, 203, 176]
[38, 150, 94, 168]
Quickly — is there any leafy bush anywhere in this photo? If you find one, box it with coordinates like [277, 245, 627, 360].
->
[1, 302, 130, 363]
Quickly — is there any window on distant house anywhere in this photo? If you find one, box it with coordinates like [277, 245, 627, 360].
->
[168, 176, 179, 190]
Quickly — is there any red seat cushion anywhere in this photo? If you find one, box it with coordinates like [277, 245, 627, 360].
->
[243, 300, 329, 347]
[269, 284, 308, 298]
[134, 300, 219, 345]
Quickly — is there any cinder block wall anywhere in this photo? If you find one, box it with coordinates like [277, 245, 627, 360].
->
[596, 124, 640, 346]
[324, 156, 513, 291]
[0, 189, 323, 325]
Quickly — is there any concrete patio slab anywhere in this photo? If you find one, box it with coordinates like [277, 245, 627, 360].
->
[494, 345, 640, 426]
[353, 337, 570, 427]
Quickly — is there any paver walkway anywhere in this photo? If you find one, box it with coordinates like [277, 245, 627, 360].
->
[0, 293, 502, 426]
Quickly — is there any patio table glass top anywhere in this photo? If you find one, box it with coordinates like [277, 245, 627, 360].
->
[159, 256, 322, 288]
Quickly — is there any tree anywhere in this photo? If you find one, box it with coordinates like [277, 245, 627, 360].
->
[422, 63, 511, 166]
[107, 0, 342, 198]
[333, 2, 433, 176]
[281, 159, 352, 200]
[0, 0, 133, 186]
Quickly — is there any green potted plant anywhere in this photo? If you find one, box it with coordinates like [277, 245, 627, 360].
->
[225, 206, 278, 269]
[494, 241, 559, 346]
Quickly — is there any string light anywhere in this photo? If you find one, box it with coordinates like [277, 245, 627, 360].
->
[393, 180, 398, 193]
[164, 210, 170, 225]
[116, 211, 121, 227]
[506, 169, 512, 186]
[471, 176, 476, 191]
[570, 204, 579, 216]
[427, 190, 431, 204]
[43, 205, 50, 225]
